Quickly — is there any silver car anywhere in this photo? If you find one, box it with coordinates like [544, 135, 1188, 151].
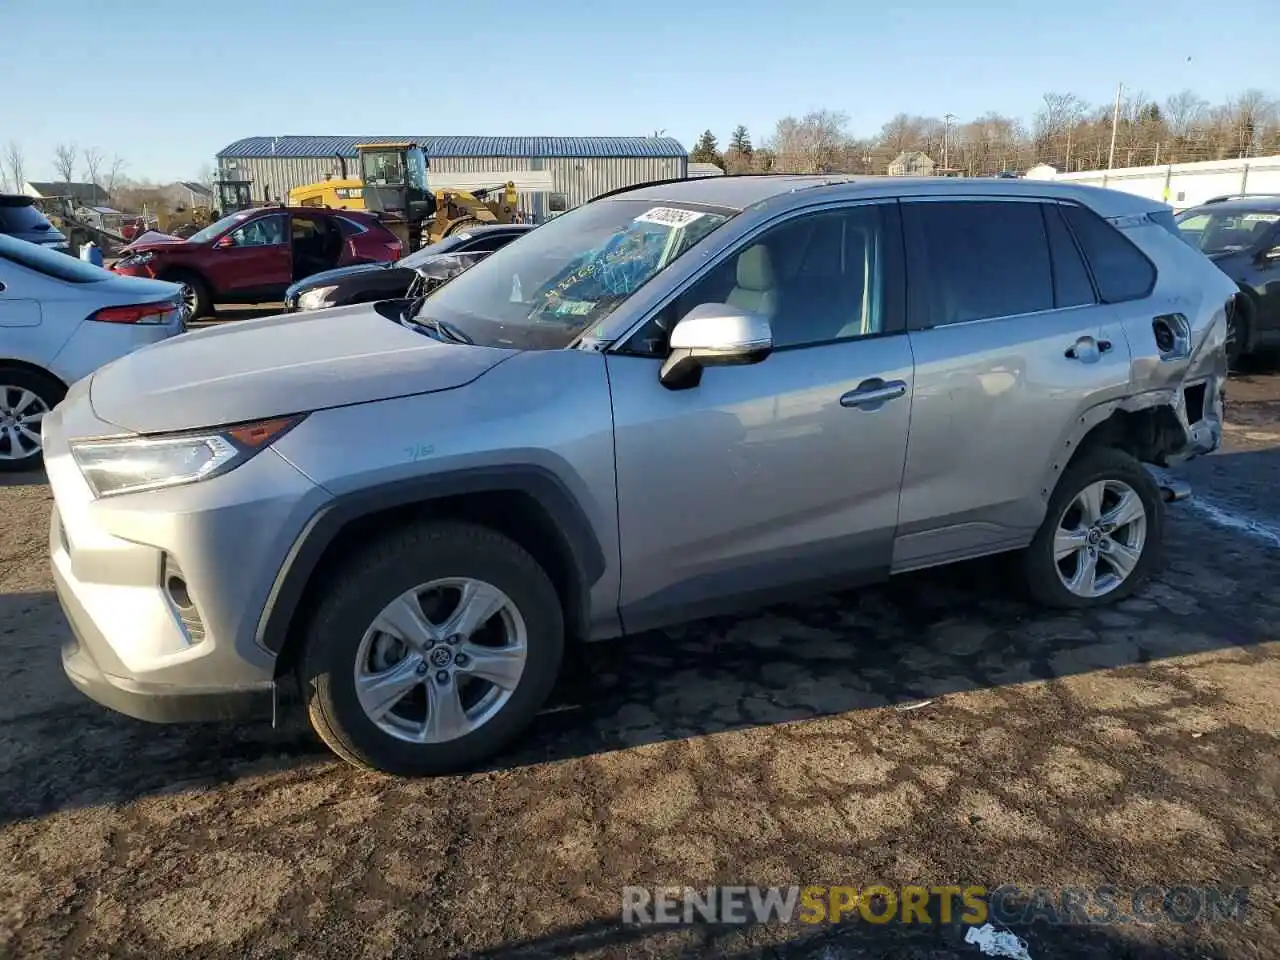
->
[0, 234, 186, 470]
[43, 176, 1235, 775]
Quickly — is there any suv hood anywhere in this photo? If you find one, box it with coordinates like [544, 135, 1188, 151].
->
[89, 302, 515, 433]
[119, 233, 191, 254]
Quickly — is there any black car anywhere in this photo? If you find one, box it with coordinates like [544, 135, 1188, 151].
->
[283, 223, 533, 312]
[1175, 195, 1280, 364]
[0, 194, 70, 252]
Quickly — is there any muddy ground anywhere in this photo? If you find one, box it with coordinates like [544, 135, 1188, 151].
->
[1, 363, 1278, 960]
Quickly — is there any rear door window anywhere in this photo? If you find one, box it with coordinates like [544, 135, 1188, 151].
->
[1060, 204, 1156, 303]
[1043, 203, 1096, 308]
[903, 200, 1054, 326]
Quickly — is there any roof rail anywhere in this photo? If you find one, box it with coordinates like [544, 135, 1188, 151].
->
[587, 171, 857, 204]
[1204, 192, 1280, 204]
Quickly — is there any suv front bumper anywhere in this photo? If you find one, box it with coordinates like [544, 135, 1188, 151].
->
[52, 507, 277, 723]
[44, 383, 332, 725]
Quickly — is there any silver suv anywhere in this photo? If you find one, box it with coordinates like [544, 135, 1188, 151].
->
[44, 176, 1235, 775]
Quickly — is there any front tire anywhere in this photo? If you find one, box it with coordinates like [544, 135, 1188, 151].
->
[167, 271, 211, 321]
[0, 367, 65, 473]
[1023, 448, 1163, 609]
[302, 522, 565, 776]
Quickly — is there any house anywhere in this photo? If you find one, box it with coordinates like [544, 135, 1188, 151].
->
[23, 181, 111, 206]
[887, 152, 936, 177]
[687, 162, 725, 178]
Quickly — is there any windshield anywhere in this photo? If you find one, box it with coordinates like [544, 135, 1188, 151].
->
[398, 234, 470, 268]
[411, 199, 732, 350]
[362, 150, 406, 186]
[1176, 208, 1279, 255]
[187, 210, 255, 244]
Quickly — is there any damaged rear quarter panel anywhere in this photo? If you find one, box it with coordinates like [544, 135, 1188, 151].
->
[1039, 222, 1235, 499]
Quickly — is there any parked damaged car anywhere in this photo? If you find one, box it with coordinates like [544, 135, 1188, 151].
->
[44, 176, 1232, 776]
[283, 223, 533, 312]
[111, 206, 404, 319]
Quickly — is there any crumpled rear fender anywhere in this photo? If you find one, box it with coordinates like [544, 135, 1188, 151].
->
[1037, 286, 1232, 502]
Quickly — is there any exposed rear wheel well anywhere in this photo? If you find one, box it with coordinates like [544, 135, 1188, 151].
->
[1067, 406, 1186, 473]
[272, 491, 587, 681]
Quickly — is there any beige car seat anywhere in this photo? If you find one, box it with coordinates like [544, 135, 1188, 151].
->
[725, 244, 778, 319]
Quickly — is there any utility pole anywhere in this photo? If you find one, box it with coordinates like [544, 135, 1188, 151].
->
[1107, 82, 1122, 171]
[943, 113, 956, 173]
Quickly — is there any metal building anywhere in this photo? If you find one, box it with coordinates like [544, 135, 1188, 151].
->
[214, 135, 688, 220]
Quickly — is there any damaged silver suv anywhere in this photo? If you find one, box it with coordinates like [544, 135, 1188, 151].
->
[44, 175, 1235, 775]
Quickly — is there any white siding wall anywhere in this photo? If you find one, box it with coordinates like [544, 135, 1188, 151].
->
[1025, 155, 1280, 210]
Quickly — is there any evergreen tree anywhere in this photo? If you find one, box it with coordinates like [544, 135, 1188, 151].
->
[691, 130, 722, 166]
[729, 125, 753, 156]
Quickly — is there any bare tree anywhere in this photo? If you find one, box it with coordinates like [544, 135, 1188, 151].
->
[52, 142, 78, 186]
[766, 110, 850, 173]
[3, 140, 26, 193]
[1164, 89, 1208, 139]
[1226, 89, 1277, 157]
[1034, 92, 1086, 166]
[878, 113, 925, 158]
[82, 146, 104, 191]
[104, 156, 126, 200]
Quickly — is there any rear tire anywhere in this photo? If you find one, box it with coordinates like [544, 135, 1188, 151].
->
[301, 521, 565, 776]
[0, 366, 65, 473]
[1023, 447, 1163, 609]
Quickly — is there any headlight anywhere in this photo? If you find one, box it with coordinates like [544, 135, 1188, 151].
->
[70, 415, 305, 498]
[117, 251, 154, 267]
[297, 285, 339, 311]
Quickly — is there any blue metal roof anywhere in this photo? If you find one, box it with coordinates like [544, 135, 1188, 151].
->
[217, 135, 688, 160]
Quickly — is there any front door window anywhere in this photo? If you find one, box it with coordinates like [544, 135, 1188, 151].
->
[229, 214, 286, 247]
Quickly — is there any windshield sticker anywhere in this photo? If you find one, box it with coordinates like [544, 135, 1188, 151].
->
[634, 206, 707, 227]
[1242, 213, 1279, 223]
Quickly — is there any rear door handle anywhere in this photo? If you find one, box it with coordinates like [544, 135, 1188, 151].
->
[840, 378, 908, 409]
[1065, 336, 1112, 362]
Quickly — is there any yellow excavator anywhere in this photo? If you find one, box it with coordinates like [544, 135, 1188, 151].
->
[287, 142, 523, 250]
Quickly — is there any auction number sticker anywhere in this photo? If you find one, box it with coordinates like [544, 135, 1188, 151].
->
[634, 206, 706, 227]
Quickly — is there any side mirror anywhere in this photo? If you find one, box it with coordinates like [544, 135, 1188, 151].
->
[659, 302, 773, 390]
[214, 235, 235, 249]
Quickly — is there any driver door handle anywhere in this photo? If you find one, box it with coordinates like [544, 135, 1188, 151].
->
[1065, 335, 1112, 361]
[840, 378, 908, 409]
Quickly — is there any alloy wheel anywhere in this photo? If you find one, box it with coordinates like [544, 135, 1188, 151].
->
[0, 385, 49, 462]
[353, 577, 528, 744]
[1053, 479, 1148, 598]
[180, 283, 198, 318]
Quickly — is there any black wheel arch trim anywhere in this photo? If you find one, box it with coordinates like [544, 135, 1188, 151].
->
[254, 464, 607, 655]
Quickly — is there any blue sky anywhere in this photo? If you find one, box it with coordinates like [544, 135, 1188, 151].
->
[3, 0, 1273, 184]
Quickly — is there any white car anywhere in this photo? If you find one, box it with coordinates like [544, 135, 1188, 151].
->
[0, 234, 187, 471]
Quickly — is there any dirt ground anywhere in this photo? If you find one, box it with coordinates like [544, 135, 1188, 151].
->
[1, 362, 1278, 960]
